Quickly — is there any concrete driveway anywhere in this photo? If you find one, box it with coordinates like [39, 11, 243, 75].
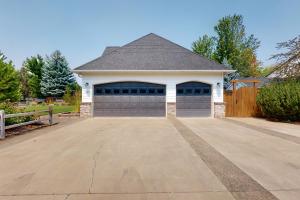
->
[0, 117, 299, 200]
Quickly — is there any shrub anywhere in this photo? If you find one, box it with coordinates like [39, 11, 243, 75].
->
[256, 80, 300, 121]
[0, 101, 34, 126]
[63, 83, 81, 112]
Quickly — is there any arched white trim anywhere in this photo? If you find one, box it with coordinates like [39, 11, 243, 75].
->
[175, 80, 213, 86]
[92, 80, 166, 87]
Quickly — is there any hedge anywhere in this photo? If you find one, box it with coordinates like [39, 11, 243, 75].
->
[256, 80, 300, 121]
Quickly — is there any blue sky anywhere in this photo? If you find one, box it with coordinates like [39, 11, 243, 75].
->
[1, 0, 300, 69]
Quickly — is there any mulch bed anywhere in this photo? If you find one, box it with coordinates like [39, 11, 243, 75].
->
[4, 113, 80, 138]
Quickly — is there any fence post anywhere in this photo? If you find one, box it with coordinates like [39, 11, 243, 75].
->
[0, 110, 5, 139]
[48, 106, 53, 125]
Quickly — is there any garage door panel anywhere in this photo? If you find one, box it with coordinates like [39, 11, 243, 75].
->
[94, 102, 123, 109]
[94, 109, 166, 117]
[93, 82, 166, 117]
[176, 109, 211, 117]
[176, 82, 211, 117]
[176, 102, 211, 109]
[176, 96, 211, 103]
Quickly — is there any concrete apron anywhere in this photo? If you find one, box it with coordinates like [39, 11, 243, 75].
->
[0, 118, 233, 200]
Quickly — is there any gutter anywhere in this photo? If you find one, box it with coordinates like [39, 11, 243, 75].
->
[72, 69, 236, 73]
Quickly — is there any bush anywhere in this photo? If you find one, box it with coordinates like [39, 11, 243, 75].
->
[63, 83, 81, 112]
[256, 80, 300, 121]
[0, 101, 34, 126]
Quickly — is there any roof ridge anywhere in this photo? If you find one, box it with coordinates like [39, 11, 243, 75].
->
[121, 33, 157, 47]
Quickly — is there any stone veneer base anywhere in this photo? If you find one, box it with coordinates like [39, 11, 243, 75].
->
[167, 103, 176, 116]
[214, 102, 225, 118]
[80, 102, 225, 118]
[80, 103, 92, 117]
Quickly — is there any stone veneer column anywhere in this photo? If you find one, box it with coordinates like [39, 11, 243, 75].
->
[167, 103, 176, 116]
[80, 103, 92, 117]
[214, 102, 225, 118]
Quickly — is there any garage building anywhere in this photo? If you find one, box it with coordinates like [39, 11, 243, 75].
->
[73, 33, 233, 117]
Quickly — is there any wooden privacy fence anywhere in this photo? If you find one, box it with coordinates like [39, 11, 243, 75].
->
[0, 106, 53, 139]
[224, 80, 261, 117]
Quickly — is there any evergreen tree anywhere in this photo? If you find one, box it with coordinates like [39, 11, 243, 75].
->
[23, 55, 44, 98]
[0, 52, 21, 102]
[41, 50, 75, 97]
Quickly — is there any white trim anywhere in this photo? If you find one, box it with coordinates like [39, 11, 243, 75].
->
[73, 69, 235, 73]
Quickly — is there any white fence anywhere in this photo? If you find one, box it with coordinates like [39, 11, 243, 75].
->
[0, 106, 53, 139]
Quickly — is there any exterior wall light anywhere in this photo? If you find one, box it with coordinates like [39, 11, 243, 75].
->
[85, 82, 89, 87]
[217, 82, 221, 87]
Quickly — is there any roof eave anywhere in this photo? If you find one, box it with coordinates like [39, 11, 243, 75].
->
[73, 69, 236, 74]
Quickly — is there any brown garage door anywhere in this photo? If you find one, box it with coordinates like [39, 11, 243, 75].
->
[176, 82, 211, 117]
[93, 82, 166, 117]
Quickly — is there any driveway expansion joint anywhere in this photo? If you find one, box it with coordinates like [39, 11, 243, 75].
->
[168, 116, 280, 200]
[64, 194, 70, 200]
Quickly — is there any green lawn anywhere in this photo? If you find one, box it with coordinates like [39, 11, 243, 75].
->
[24, 104, 76, 115]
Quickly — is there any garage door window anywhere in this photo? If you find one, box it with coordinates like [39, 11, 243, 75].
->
[105, 89, 111, 94]
[177, 89, 184, 94]
[96, 89, 103, 94]
[140, 89, 147, 94]
[149, 89, 155, 94]
[94, 82, 165, 96]
[157, 89, 164, 94]
[203, 88, 210, 94]
[131, 89, 138, 94]
[185, 89, 193, 94]
[194, 89, 201, 94]
[113, 89, 120, 94]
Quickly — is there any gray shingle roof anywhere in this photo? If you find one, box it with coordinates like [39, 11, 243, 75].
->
[74, 33, 230, 71]
[102, 46, 120, 56]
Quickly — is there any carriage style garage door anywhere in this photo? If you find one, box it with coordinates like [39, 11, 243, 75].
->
[93, 82, 166, 117]
[176, 82, 212, 117]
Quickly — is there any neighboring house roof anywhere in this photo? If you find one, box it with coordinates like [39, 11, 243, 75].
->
[238, 77, 271, 88]
[226, 77, 271, 91]
[74, 33, 231, 71]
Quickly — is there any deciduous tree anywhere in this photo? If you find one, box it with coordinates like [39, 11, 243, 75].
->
[192, 14, 261, 77]
[192, 35, 215, 59]
[19, 67, 30, 99]
[23, 55, 44, 98]
[270, 35, 300, 78]
[0, 52, 20, 102]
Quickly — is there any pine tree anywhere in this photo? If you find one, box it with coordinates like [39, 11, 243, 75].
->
[0, 52, 21, 102]
[41, 50, 75, 97]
